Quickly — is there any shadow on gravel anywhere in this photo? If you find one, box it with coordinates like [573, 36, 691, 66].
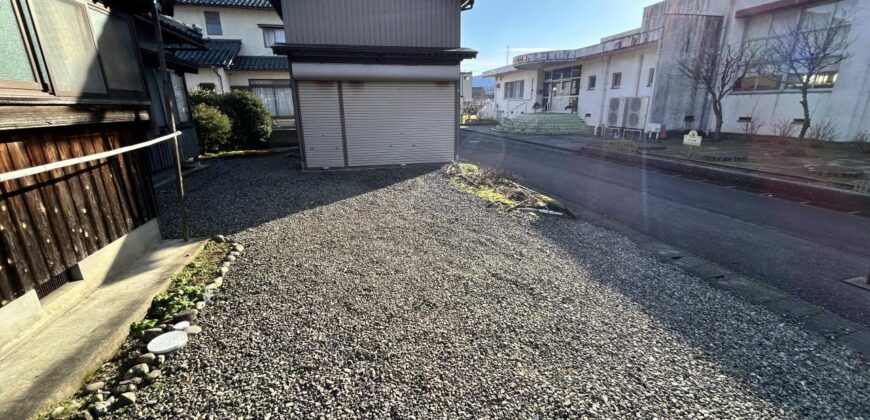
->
[530, 218, 870, 417]
[155, 155, 437, 238]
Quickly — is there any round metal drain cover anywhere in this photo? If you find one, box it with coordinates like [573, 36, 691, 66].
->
[147, 331, 189, 354]
[173, 321, 190, 331]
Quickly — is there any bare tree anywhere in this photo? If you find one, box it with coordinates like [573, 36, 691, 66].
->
[675, 42, 764, 140]
[765, 12, 852, 139]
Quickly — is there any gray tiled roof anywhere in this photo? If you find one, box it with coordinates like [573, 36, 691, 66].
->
[175, 39, 242, 67]
[232, 56, 288, 71]
[176, 0, 274, 9]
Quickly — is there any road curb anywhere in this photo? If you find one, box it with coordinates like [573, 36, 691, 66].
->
[463, 129, 870, 214]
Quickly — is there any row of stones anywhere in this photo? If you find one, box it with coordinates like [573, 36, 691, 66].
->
[53, 237, 243, 419]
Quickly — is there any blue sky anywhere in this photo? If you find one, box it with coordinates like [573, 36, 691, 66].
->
[460, 0, 661, 75]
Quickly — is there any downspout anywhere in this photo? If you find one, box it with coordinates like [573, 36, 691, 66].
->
[212, 67, 225, 93]
[634, 54, 645, 97]
[597, 55, 612, 135]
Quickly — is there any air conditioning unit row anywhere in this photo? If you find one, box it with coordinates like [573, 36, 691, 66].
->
[606, 96, 649, 129]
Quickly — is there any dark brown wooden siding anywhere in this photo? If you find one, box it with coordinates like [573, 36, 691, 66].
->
[0, 122, 157, 305]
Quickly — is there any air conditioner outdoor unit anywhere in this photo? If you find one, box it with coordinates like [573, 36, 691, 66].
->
[607, 97, 626, 127]
[623, 96, 649, 129]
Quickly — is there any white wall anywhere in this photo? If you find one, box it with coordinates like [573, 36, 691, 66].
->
[718, 0, 870, 140]
[491, 69, 538, 118]
[186, 68, 229, 93]
[583, 44, 658, 129]
[227, 70, 291, 87]
[174, 6, 283, 56]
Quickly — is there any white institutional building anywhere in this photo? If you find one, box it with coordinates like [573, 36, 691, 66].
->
[483, 0, 870, 141]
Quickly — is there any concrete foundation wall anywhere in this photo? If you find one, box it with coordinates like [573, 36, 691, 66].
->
[0, 220, 161, 357]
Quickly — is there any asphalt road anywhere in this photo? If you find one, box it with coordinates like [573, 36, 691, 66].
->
[459, 129, 870, 327]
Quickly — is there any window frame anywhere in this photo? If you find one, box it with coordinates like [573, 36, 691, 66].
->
[0, 0, 44, 93]
[0, 0, 152, 104]
[204, 11, 222, 36]
[86, 6, 147, 99]
[260, 24, 285, 48]
[503, 80, 525, 99]
[27, 0, 110, 97]
[587, 75, 596, 90]
[647, 68, 655, 87]
[611, 72, 622, 89]
[249, 78, 293, 118]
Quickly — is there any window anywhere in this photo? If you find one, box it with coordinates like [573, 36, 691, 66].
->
[735, 74, 782, 91]
[199, 83, 216, 91]
[89, 10, 143, 92]
[204, 11, 222, 35]
[262, 26, 285, 48]
[170, 72, 189, 123]
[0, 0, 39, 89]
[587, 75, 596, 90]
[504, 80, 524, 99]
[786, 67, 838, 89]
[611, 72, 622, 89]
[647, 68, 655, 87]
[250, 79, 294, 118]
[30, 0, 106, 94]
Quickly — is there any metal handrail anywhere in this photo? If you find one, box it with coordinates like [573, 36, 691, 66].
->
[0, 131, 181, 183]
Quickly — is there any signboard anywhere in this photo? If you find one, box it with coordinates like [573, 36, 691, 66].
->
[683, 130, 702, 146]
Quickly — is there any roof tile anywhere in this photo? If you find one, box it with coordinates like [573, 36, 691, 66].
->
[175, 39, 242, 67]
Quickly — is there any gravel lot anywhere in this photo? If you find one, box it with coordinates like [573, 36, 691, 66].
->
[126, 155, 870, 418]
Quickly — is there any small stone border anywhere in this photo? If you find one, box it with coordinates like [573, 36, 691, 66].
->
[45, 236, 244, 420]
[805, 165, 865, 178]
[700, 152, 749, 162]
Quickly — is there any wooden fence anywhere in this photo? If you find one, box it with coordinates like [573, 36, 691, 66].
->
[0, 122, 157, 304]
[145, 124, 198, 173]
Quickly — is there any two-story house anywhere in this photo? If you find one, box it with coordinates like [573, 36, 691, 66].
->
[270, 0, 477, 169]
[173, 0, 294, 122]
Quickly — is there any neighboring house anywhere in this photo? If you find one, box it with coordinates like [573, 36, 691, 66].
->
[0, 0, 200, 354]
[483, 0, 870, 141]
[270, 0, 478, 169]
[173, 0, 295, 123]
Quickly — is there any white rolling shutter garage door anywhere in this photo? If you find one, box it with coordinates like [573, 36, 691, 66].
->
[297, 81, 345, 169]
[342, 82, 455, 167]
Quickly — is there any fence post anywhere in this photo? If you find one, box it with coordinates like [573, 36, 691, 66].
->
[152, 1, 189, 242]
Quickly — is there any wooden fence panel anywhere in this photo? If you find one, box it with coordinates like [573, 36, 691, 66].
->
[0, 122, 157, 303]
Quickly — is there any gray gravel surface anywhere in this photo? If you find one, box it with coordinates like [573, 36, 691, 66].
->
[124, 156, 870, 418]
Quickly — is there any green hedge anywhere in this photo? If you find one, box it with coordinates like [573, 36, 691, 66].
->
[190, 89, 272, 151]
[192, 104, 232, 153]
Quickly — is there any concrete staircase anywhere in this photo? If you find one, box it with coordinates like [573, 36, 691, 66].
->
[494, 113, 590, 135]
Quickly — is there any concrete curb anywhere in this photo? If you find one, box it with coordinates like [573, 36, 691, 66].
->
[464, 129, 870, 214]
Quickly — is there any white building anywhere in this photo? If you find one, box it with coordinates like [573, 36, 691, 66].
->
[173, 0, 294, 120]
[483, 0, 870, 141]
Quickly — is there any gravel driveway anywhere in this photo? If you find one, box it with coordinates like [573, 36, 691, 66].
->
[128, 155, 870, 418]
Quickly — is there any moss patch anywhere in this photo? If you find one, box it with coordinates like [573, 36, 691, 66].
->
[445, 163, 554, 210]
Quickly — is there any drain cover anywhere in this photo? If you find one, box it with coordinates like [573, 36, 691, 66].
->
[173, 321, 190, 331]
[147, 331, 189, 354]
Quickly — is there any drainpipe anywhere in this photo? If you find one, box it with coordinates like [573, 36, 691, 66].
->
[597, 55, 612, 135]
[212, 67, 225, 93]
[634, 54, 645, 97]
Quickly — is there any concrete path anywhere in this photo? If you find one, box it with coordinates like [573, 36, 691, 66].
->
[459, 129, 870, 328]
[0, 239, 205, 420]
